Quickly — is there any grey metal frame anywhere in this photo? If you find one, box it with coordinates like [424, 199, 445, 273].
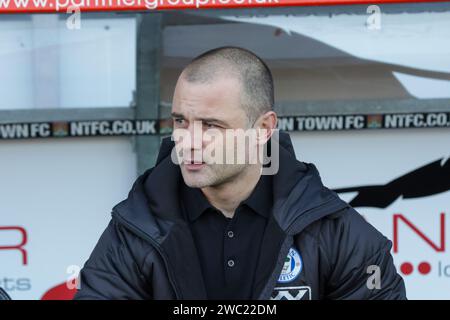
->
[274, 98, 450, 116]
[134, 13, 163, 175]
[3, 97, 448, 125]
[0, 107, 134, 123]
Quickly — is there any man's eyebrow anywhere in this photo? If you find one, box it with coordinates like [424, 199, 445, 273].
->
[171, 113, 230, 127]
[198, 117, 230, 126]
[171, 112, 185, 118]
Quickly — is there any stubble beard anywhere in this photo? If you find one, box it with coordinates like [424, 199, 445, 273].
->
[181, 162, 249, 189]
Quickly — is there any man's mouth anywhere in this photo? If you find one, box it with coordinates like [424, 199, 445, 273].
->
[183, 160, 206, 171]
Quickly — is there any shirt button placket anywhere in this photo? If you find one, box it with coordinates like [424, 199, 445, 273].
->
[226, 231, 235, 269]
[224, 217, 236, 283]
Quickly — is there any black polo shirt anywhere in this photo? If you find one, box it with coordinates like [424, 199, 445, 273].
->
[179, 174, 273, 300]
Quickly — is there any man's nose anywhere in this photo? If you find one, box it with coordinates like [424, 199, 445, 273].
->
[187, 120, 203, 150]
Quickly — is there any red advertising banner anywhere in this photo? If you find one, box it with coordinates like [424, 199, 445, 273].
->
[0, 0, 448, 14]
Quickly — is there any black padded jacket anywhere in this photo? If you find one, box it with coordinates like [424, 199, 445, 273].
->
[74, 132, 407, 300]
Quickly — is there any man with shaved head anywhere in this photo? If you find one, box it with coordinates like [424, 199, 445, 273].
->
[75, 47, 406, 300]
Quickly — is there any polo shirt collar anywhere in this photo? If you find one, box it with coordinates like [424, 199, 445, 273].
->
[180, 173, 273, 222]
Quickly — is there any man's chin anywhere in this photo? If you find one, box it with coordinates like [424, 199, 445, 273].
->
[180, 167, 210, 188]
[182, 178, 210, 189]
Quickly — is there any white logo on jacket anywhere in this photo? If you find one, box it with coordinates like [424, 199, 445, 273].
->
[278, 247, 302, 283]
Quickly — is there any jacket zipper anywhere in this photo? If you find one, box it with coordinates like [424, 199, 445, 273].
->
[112, 211, 182, 299]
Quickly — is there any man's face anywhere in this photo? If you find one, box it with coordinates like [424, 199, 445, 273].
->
[171, 74, 257, 188]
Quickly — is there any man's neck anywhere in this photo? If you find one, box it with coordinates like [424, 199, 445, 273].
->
[201, 165, 262, 218]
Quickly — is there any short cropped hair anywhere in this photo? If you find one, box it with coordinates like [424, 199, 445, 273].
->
[182, 46, 274, 125]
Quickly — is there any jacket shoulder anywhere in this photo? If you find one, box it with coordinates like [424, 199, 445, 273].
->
[301, 207, 407, 299]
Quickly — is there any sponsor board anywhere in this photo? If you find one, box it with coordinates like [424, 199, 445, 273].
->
[1, 112, 449, 140]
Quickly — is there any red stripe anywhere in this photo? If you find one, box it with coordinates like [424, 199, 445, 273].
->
[0, 0, 449, 14]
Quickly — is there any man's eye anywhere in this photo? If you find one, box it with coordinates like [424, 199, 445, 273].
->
[204, 123, 217, 129]
[174, 118, 185, 125]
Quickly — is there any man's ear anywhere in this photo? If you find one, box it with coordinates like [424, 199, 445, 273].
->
[256, 111, 277, 145]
